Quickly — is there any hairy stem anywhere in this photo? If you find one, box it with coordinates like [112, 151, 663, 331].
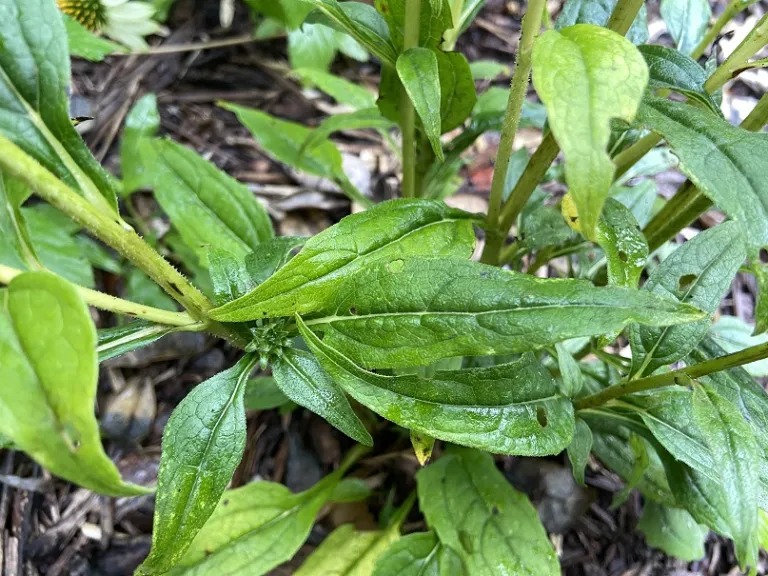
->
[0, 135, 246, 346]
[606, 0, 645, 36]
[705, 13, 768, 92]
[690, 0, 747, 60]
[0, 264, 200, 327]
[481, 0, 547, 265]
[400, 0, 422, 199]
[575, 339, 768, 410]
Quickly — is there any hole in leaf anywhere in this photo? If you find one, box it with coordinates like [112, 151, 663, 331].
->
[678, 274, 697, 293]
[349, 306, 358, 315]
[386, 259, 405, 273]
[760, 248, 768, 264]
[618, 250, 628, 263]
[536, 407, 548, 427]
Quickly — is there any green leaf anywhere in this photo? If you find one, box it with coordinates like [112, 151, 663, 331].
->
[299, 256, 706, 369]
[472, 87, 547, 130]
[174, 472, 341, 575]
[245, 0, 313, 29]
[469, 60, 510, 80]
[373, 531, 463, 576]
[410, 430, 436, 466]
[375, 0, 453, 50]
[64, 14, 123, 62]
[397, 48, 444, 161]
[416, 447, 560, 575]
[0, 272, 147, 496]
[138, 355, 256, 575]
[302, 0, 397, 66]
[222, 101, 347, 182]
[299, 315, 575, 455]
[124, 267, 177, 312]
[295, 523, 400, 575]
[709, 315, 768, 377]
[75, 236, 121, 274]
[760, 510, 768, 551]
[0, 0, 119, 213]
[97, 321, 171, 363]
[595, 198, 648, 289]
[243, 377, 290, 411]
[435, 50, 477, 133]
[636, 98, 768, 258]
[0, 172, 34, 271]
[121, 94, 160, 195]
[209, 199, 477, 321]
[244, 236, 307, 287]
[272, 348, 372, 445]
[691, 384, 759, 569]
[287, 23, 338, 71]
[611, 180, 658, 228]
[555, 0, 649, 45]
[208, 248, 249, 306]
[756, 264, 768, 335]
[611, 432, 649, 508]
[301, 108, 395, 153]
[630, 222, 745, 377]
[330, 477, 372, 503]
[660, 0, 710, 55]
[532, 25, 648, 238]
[567, 418, 592, 486]
[638, 45, 719, 114]
[637, 501, 708, 562]
[145, 138, 273, 264]
[292, 67, 376, 109]
[555, 342, 584, 397]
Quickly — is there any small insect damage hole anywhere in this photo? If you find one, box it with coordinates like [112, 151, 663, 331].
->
[618, 250, 628, 263]
[349, 306, 358, 315]
[760, 248, 768, 264]
[678, 274, 698, 294]
[536, 407, 548, 427]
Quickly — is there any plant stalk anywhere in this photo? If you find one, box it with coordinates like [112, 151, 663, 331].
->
[606, 0, 645, 36]
[480, 0, 547, 265]
[0, 264, 199, 327]
[0, 135, 246, 346]
[400, 0, 422, 199]
[575, 339, 768, 410]
[690, 0, 747, 60]
[705, 13, 768, 93]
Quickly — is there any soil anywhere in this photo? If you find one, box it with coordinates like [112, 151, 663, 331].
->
[3, 0, 768, 574]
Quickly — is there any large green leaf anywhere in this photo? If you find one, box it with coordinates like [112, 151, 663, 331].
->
[630, 222, 745, 376]
[373, 531, 463, 576]
[532, 24, 648, 238]
[209, 199, 477, 321]
[145, 138, 273, 264]
[174, 472, 341, 575]
[300, 316, 575, 455]
[660, 0, 710, 55]
[691, 384, 759, 569]
[295, 523, 399, 575]
[555, 0, 649, 44]
[0, 272, 147, 496]
[137, 355, 257, 575]
[637, 501, 708, 562]
[416, 447, 560, 575]
[0, 0, 119, 213]
[299, 256, 705, 369]
[121, 94, 160, 195]
[595, 198, 648, 289]
[272, 348, 372, 445]
[375, 0, 453, 50]
[303, 0, 397, 66]
[397, 48, 444, 161]
[638, 45, 719, 113]
[636, 98, 768, 257]
[435, 51, 477, 133]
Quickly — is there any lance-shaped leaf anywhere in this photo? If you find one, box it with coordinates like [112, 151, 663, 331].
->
[301, 108, 395, 153]
[532, 24, 648, 238]
[0, 272, 147, 496]
[97, 321, 172, 363]
[0, 0, 119, 212]
[416, 447, 560, 575]
[595, 198, 648, 289]
[637, 501, 708, 562]
[299, 316, 575, 455]
[295, 524, 399, 575]
[174, 472, 342, 575]
[209, 200, 477, 321]
[373, 531, 464, 576]
[302, 0, 397, 66]
[567, 418, 592, 486]
[636, 98, 768, 256]
[145, 139, 273, 265]
[208, 248, 250, 306]
[435, 50, 477, 133]
[555, 342, 584, 398]
[244, 236, 306, 287]
[630, 222, 745, 377]
[272, 348, 372, 446]
[137, 355, 257, 575]
[121, 94, 160, 195]
[691, 384, 759, 570]
[397, 48, 444, 161]
[555, 0, 649, 45]
[660, 0, 710, 55]
[638, 45, 719, 113]
[300, 257, 705, 369]
[293, 68, 376, 110]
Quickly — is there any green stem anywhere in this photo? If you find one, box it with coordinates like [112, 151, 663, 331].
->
[705, 13, 768, 93]
[0, 135, 246, 346]
[480, 0, 546, 265]
[400, 0, 422, 199]
[0, 264, 199, 327]
[575, 339, 768, 410]
[606, 0, 645, 36]
[613, 133, 663, 181]
[690, 0, 745, 60]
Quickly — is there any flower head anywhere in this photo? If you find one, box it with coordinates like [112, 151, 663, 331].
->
[58, 0, 164, 51]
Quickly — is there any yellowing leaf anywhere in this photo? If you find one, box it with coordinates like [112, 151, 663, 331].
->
[533, 24, 648, 238]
